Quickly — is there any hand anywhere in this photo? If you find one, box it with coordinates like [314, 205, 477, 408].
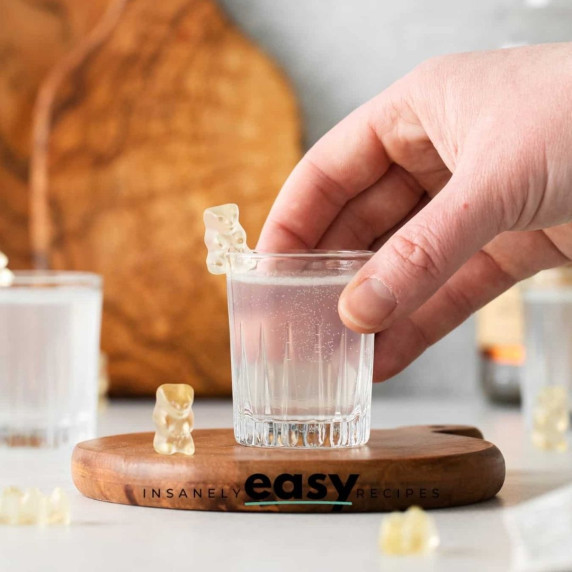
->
[257, 43, 572, 382]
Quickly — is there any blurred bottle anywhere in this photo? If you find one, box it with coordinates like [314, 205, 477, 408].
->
[478, 0, 572, 405]
[477, 287, 524, 404]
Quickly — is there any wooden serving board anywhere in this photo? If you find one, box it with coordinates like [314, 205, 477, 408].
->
[72, 425, 505, 513]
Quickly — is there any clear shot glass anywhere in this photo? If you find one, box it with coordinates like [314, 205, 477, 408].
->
[226, 250, 374, 448]
[0, 271, 102, 448]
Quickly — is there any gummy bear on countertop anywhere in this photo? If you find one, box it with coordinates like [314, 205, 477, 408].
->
[532, 386, 569, 452]
[153, 384, 195, 456]
[203, 204, 250, 275]
[379, 506, 440, 556]
[0, 486, 70, 525]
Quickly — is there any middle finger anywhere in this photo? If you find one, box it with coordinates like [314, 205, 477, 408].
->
[317, 164, 424, 250]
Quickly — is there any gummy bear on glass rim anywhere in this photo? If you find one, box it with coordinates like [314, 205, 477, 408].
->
[203, 204, 250, 275]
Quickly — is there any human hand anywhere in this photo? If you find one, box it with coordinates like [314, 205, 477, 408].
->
[257, 43, 572, 382]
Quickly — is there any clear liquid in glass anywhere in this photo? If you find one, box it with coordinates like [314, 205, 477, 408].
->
[228, 271, 374, 448]
[0, 284, 102, 448]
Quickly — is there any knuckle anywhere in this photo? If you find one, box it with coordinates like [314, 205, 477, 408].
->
[441, 281, 476, 318]
[388, 229, 444, 282]
[344, 202, 375, 245]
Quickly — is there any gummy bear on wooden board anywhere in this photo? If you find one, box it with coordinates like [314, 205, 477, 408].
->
[153, 384, 195, 456]
[0, 0, 112, 269]
[30, 0, 302, 396]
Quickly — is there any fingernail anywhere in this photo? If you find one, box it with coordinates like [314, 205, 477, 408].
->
[340, 277, 396, 331]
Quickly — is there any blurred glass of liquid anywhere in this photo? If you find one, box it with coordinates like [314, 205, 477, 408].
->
[522, 269, 572, 450]
[0, 272, 102, 448]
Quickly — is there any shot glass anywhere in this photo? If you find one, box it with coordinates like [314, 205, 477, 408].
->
[0, 271, 102, 448]
[226, 250, 374, 448]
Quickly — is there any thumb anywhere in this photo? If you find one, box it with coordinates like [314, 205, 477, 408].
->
[338, 171, 505, 333]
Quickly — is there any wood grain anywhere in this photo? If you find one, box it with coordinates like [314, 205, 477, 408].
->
[72, 426, 506, 513]
[31, 0, 302, 396]
[0, 0, 111, 268]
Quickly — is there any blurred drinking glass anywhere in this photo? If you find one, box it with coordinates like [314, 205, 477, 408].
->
[0, 271, 102, 448]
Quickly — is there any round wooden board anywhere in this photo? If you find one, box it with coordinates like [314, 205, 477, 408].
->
[72, 426, 505, 513]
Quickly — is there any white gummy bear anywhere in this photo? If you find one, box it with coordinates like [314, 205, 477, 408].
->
[204, 204, 250, 275]
[0, 487, 70, 526]
[48, 488, 71, 525]
[532, 386, 569, 451]
[0, 487, 23, 525]
[379, 506, 440, 556]
[0, 251, 14, 287]
[153, 384, 195, 456]
[20, 488, 49, 525]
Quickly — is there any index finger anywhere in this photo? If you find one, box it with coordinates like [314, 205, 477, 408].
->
[256, 97, 396, 251]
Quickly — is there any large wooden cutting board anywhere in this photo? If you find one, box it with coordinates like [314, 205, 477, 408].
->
[30, 0, 302, 396]
[0, 0, 111, 268]
[72, 425, 506, 513]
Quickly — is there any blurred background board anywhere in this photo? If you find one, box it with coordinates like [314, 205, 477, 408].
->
[30, 0, 301, 396]
[0, 0, 112, 270]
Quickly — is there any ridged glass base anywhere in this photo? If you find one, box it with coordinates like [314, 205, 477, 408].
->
[234, 413, 370, 448]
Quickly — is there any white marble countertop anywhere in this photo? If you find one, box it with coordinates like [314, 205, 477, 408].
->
[1, 395, 571, 572]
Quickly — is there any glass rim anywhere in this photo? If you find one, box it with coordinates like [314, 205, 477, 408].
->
[225, 249, 374, 260]
[5, 270, 102, 288]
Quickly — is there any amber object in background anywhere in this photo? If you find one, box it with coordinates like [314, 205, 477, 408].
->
[477, 287, 524, 404]
[29, 0, 301, 396]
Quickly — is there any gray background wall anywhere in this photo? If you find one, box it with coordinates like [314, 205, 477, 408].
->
[217, 0, 569, 398]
